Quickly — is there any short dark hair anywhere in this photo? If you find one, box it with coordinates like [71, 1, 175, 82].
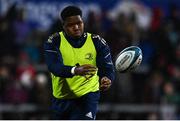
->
[61, 6, 82, 21]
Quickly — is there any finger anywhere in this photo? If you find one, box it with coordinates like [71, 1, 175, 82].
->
[101, 80, 107, 84]
[100, 82, 111, 90]
[84, 65, 97, 69]
[100, 85, 110, 91]
[102, 82, 111, 86]
[86, 70, 97, 74]
[101, 79, 111, 85]
[83, 71, 96, 75]
[101, 83, 111, 88]
[103, 77, 109, 81]
[86, 68, 97, 72]
[101, 82, 111, 87]
[83, 68, 97, 72]
[84, 74, 94, 80]
[100, 85, 108, 88]
[101, 77, 108, 81]
[83, 69, 97, 76]
[86, 72, 96, 75]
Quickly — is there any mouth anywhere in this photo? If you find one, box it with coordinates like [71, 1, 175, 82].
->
[74, 30, 81, 35]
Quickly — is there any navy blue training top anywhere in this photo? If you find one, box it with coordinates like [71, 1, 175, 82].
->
[44, 32, 115, 81]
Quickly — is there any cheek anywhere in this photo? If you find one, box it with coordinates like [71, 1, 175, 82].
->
[65, 27, 73, 34]
[80, 23, 84, 30]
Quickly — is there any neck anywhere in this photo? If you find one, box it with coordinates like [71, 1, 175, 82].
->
[62, 31, 87, 48]
[63, 31, 84, 40]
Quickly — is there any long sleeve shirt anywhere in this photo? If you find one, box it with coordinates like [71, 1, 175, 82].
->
[44, 32, 115, 81]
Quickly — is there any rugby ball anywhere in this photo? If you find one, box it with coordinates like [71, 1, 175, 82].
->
[115, 46, 142, 72]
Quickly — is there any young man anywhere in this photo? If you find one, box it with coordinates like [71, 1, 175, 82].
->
[44, 6, 115, 120]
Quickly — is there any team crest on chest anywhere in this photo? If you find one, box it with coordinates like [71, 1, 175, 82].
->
[85, 53, 93, 61]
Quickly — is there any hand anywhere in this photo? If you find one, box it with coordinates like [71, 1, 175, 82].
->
[74, 64, 98, 76]
[100, 76, 112, 91]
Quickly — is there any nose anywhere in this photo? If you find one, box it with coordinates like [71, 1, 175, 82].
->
[73, 24, 79, 30]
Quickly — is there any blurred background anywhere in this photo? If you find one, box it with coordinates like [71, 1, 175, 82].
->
[0, 0, 180, 119]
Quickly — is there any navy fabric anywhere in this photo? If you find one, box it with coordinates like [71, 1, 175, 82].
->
[50, 91, 100, 120]
[44, 32, 115, 119]
[44, 32, 115, 81]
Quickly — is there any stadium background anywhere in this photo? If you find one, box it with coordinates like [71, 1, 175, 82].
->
[0, 0, 180, 119]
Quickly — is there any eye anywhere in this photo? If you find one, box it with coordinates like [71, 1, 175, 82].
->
[67, 23, 74, 27]
[77, 21, 82, 25]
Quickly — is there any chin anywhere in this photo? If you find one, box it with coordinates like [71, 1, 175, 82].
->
[73, 34, 82, 38]
[73, 36, 81, 39]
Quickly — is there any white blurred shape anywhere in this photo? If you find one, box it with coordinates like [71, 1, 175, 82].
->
[108, 0, 152, 30]
[20, 70, 33, 88]
[36, 73, 48, 86]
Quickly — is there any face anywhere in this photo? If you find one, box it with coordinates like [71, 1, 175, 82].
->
[63, 15, 84, 38]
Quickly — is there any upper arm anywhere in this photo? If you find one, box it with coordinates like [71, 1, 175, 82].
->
[44, 33, 63, 70]
[44, 33, 74, 77]
[92, 34, 113, 65]
[92, 34, 115, 81]
[44, 33, 60, 53]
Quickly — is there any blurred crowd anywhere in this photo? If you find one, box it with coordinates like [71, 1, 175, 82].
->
[0, 0, 180, 120]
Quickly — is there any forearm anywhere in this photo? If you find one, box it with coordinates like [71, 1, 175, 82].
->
[97, 47, 115, 82]
[92, 34, 115, 82]
[47, 62, 74, 78]
[98, 65, 115, 81]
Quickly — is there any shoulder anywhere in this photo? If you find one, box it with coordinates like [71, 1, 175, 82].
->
[47, 32, 60, 44]
[91, 33, 108, 46]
